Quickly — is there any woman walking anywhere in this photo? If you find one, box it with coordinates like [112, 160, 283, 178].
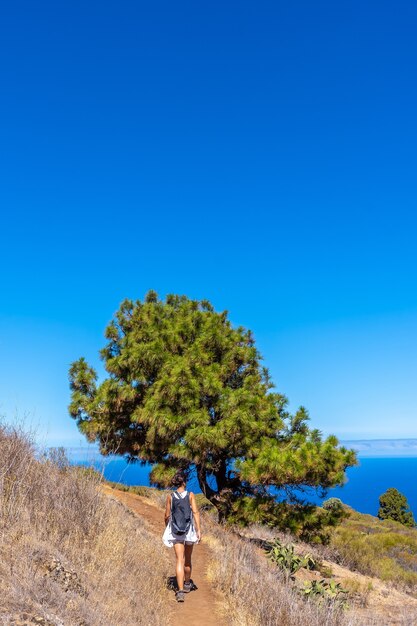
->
[163, 471, 202, 602]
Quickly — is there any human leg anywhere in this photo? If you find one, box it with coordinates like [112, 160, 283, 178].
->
[173, 542, 185, 591]
[184, 543, 194, 584]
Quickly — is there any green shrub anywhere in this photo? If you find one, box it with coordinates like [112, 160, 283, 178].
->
[229, 497, 348, 544]
[323, 498, 344, 512]
[194, 493, 215, 511]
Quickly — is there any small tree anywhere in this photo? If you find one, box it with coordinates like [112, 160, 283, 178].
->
[378, 487, 415, 527]
[69, 292, 357, 528]
[322, 497, 344, 512]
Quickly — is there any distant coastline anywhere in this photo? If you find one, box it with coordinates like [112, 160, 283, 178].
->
[342, 439, 417, 457]
[65, 438, 417, 463]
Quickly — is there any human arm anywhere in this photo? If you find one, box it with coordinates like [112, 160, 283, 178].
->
[189, 492, 202, 541]
[164, 493, 171, 527]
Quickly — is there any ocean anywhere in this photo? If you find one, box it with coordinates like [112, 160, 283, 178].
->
[74, 454, 417, 518]
[319, 457, 416, 516]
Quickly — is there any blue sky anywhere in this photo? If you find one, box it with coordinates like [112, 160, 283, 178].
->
[1, 1, 417, 446]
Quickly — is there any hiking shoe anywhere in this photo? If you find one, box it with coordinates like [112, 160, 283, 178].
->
[183, 580, 192, 593]
[176, 590, 185, 602]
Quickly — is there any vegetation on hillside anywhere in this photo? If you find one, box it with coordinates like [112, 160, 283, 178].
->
[69, 291, 356, 531]
[0, 424, 171, 626]
[204, 516, 362, 626]
[330, 506, 417, 591]
[205, 502, 417, 624]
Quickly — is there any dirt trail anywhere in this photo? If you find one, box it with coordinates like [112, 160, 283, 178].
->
[101, 486, 227, 626]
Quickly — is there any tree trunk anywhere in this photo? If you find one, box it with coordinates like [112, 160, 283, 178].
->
[196, 462, 233, 523]
[196, 463, 217, 501]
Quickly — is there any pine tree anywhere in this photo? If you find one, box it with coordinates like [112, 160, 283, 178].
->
[69, 292, 357, 527]
[378, 488, 415, 527]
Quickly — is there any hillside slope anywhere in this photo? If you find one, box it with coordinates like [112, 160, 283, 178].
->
[106, 483, 417, 626]
[3, 422, 416, 626]
[0, 427, 172, 626]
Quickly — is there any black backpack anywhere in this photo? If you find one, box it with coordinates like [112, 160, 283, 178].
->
[171, 491, 192, 535]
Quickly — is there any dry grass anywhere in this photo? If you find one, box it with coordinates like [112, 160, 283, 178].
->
[0, 424, 172, 626]
[203, 515, 366, 626]
[207, 518, 417, 626]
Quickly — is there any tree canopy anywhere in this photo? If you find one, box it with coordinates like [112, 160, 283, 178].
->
[378, 487, 415, 527]
[69, 292, 357, 529]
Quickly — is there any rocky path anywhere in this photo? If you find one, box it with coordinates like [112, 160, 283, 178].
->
[101, 486, 227, 626]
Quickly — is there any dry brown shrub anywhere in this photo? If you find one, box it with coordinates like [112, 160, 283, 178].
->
[0, 423, 171, 626]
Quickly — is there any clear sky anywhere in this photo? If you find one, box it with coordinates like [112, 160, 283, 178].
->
[1, 1, 416, 446]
